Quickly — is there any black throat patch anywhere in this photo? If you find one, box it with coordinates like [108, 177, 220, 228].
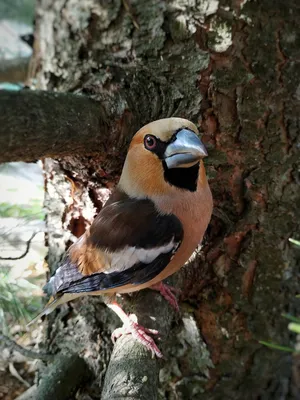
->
[163, 162, 199, 192]
[144, 129, 200, 192]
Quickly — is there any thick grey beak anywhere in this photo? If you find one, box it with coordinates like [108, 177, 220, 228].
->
[164, 128, 208, 169]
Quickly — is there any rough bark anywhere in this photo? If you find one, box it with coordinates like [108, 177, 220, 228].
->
[0, 90, 111, 163]
[10, 0, 300, 399]
[34, 354, 91, 400]
[101, 290, 174, 400]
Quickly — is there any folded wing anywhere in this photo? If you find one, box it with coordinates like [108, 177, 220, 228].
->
[45, 189, 183, 296]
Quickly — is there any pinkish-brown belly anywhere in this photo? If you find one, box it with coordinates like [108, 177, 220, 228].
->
[113, 186, 213, 294]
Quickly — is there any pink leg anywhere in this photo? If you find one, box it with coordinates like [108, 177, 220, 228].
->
[151, 282, 180, 312]
[107, 302, 163, 358]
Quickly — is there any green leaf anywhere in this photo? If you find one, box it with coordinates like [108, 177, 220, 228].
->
[288, 323, 300, 334]
[289, 238, 300, 246]
[282, 313, 300, 324]
[0, 274, 43, 329]
[0, 202, 44, 219]
[259, 341, 295, 353]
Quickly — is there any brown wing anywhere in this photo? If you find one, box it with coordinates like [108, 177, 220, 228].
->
[44, 188, 183, 296]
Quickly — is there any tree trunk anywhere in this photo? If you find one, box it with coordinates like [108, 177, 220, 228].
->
[22, 0, 300, 398]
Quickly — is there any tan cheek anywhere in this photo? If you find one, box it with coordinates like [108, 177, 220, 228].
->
[198, 160, 208, 188]
[128, 147, 168, 195]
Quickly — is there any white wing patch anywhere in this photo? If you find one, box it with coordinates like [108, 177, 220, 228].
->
[105, 237, 177, 273]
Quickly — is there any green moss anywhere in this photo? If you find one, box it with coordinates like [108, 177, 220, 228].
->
[169, 15, 190, 42]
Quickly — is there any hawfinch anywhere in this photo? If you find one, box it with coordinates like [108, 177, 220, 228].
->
[34, 118, 213, 357]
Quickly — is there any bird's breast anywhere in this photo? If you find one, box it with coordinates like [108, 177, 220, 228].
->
[153, 186, 212, 277]
[115, 184, 213, 293]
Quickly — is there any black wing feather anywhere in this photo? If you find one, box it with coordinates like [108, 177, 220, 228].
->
[45, 189, 183, 296]
[59, 247, 178, 294]
[88, 196, 182, 250]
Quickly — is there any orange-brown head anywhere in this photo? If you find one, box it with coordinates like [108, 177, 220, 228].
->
[119, 118, 209, 198]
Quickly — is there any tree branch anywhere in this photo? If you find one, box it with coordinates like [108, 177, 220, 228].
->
[0, 232, 38, 260]
[0, 334, 54, 362]
[0, 90, 117, 163]
[35, 353, 91, 400]
[102, 289, 175, 400]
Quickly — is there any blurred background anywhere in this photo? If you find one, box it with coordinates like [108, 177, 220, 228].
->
[0, 1, 47, 398]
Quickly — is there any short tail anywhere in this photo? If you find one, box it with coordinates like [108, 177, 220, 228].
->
[27, 292, 83, 326]
[27, 295, 63, 326]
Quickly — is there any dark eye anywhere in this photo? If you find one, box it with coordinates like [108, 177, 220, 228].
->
[144, 135, 157, 150]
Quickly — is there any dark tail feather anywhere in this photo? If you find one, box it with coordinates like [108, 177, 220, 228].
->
[43, 258, 84, 295]
[27, 295, 62, 326]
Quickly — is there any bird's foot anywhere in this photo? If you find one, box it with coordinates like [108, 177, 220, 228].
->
[151, 282, 180, 312]
[111, 313, 162, 358]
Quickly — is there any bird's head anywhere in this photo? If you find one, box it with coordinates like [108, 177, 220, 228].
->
[119, 118, 209, 197]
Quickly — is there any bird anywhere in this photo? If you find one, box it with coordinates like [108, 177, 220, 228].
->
[32, 118, 213, 358]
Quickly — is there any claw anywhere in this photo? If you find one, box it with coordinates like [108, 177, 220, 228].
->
[108, 303, 163, 358]
[151, 282, 180, 312]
